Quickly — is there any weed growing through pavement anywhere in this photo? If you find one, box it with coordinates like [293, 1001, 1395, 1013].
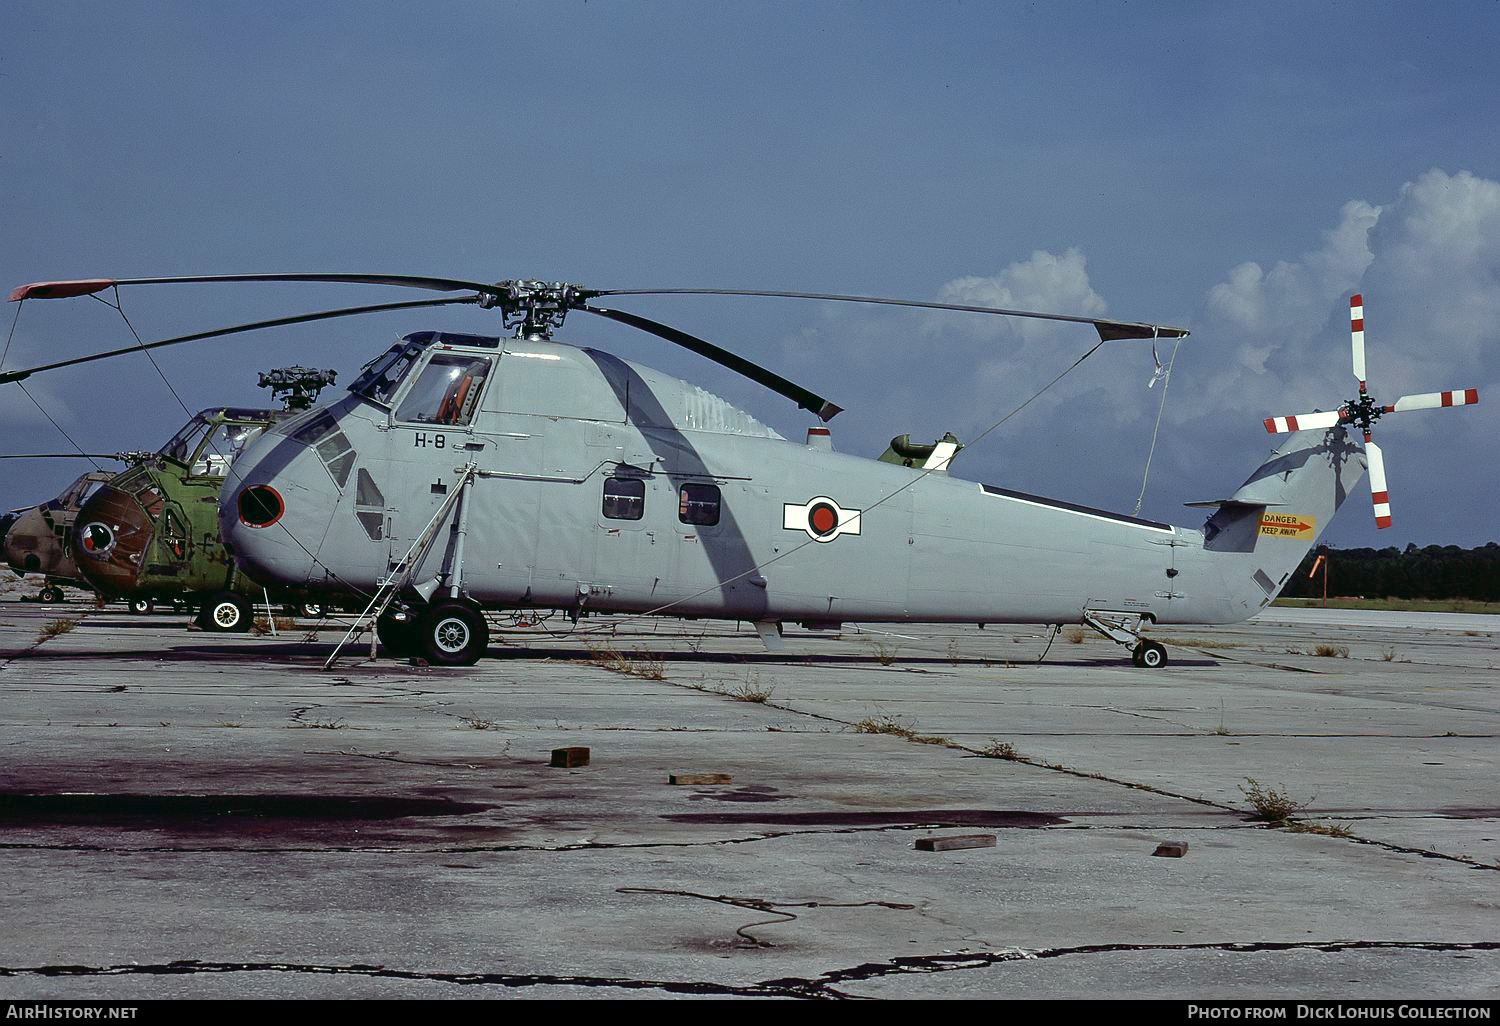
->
[1311, 644, 1350, 658]
[39, 618, 77, 641]
[853, 714, 957, 748]
[1239, 777, 1311, 823]
[727, 673, 774, 703]
[585, 643, 666, 680]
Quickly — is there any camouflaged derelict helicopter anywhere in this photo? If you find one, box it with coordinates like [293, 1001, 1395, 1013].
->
[1, 460, 125, 602]
[63, 369, 339, 629]
[3, 275, 1480, 666]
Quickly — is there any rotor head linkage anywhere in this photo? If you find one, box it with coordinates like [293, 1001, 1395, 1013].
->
[1340, 392, 1383, 432]
[258, 366, 339, 411]
[481, 281, 601, 340]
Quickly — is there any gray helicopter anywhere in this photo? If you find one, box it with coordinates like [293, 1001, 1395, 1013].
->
[5, 276, 1478, 667]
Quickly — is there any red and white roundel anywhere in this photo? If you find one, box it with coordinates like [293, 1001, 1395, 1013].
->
[782, 496, 862, 542]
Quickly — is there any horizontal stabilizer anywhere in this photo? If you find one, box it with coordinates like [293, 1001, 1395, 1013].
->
[1184, 498, 1285, 509]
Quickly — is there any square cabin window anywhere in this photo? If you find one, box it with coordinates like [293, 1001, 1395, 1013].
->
[602, 477, 645, 521]
[678, 483, 720, 526]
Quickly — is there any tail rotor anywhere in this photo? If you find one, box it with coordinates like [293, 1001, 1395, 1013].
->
[1261, 294, 1480, 529]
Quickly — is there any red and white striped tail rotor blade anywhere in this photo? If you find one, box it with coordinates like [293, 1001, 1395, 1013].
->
[1349, 294, 1368, 392]
[1263, 410, 1344, 434]
[1365, 436, 1391, 529]
[1383, 388, 1480, 414]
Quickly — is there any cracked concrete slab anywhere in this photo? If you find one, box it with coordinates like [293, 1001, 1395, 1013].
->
[1, 600, 1496, 999]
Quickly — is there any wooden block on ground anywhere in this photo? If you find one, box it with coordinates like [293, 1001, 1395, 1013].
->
[669, 772, 732, 785]
[550, 747, 590, 768]
[914, 834, 997, 852]
[1152, 840, 1189, 858]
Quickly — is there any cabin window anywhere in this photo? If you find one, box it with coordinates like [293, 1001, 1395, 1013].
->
[602, 477, 645, 521]
[396, 355, 492, 426]
[678, 483, 720, 527]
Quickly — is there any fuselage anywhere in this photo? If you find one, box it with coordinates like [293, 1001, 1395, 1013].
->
[221, 331, 1364, 628]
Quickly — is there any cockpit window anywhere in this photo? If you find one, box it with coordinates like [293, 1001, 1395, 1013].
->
[350, 342, 424, 406]
[159, 414, 213, 464]
[395, 354, 491, 426]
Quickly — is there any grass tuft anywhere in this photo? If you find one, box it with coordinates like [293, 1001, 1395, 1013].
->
[39, 618, 78, 641]
[727, 673, 774, 703]
[585, 644, 666, 680]
[1239, 777, 1311, 823]
[982, 739, 1020, 760]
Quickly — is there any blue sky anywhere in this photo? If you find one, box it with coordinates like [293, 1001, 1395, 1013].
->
[3, 1, 1497, 549]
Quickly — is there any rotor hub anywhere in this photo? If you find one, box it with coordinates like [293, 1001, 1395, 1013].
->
[259, 366, 339, 411]
[483, 280, 598, 340]
[1341, 393, 1383, 432]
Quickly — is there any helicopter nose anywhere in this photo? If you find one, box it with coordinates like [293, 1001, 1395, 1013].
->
[220, 446, 339, 589]
[73, 485, 155, 595]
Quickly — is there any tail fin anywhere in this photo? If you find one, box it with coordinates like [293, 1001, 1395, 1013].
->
[1200, 425, 1366, 601]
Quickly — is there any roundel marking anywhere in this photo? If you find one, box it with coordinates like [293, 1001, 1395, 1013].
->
[79, 521, 116, 558]
[782, 496, 863, 543]
[808, 502, 839, 537]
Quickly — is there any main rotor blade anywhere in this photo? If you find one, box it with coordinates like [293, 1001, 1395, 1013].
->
[0, 296, 480, 384]
[592, 288, 1191, 342]
[11, 273, 506, 303]
[578, 305, 842, 421]
[1349, 294, 1367, 392]
[1263, 410, 1345, 433]
[1365, 436, 1391, 529]
[0, 453, 123, 460]
[1384, 388, 1480, 413]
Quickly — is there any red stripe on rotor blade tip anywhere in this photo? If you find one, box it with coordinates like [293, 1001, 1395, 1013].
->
[1287, 415, 1299, 431]
[1376, 516, 1392, 528]
[1372, 491, 1389, 504]
[1442, 392, 1453, 406]
[1465, 388, 1479, 404]
[1350, 318, 1364, 332]
[9, 279, 116, 302]
[1350, 294, 1362, 307]
[1263, 418, 1276, 433]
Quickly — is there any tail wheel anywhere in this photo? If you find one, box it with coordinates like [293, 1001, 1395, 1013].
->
[203, 591, 252, 633]
[1136, 641, 1169, 669]
[129, 597, 154, 615]
[299, 603, 324, 618]
[417, 600, 489, 666]
[39, 587, 62, 604]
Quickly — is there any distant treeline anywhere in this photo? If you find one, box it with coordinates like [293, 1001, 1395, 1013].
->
[1284, 543, 1500, 602]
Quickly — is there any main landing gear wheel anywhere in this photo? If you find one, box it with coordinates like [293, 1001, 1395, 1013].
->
[1132, 641, 1168, 669]
[201, 591, 252, 633]
[416, 600, 489, 667]
[129, 597, 154, 615]
[39, 586, 63, 604]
